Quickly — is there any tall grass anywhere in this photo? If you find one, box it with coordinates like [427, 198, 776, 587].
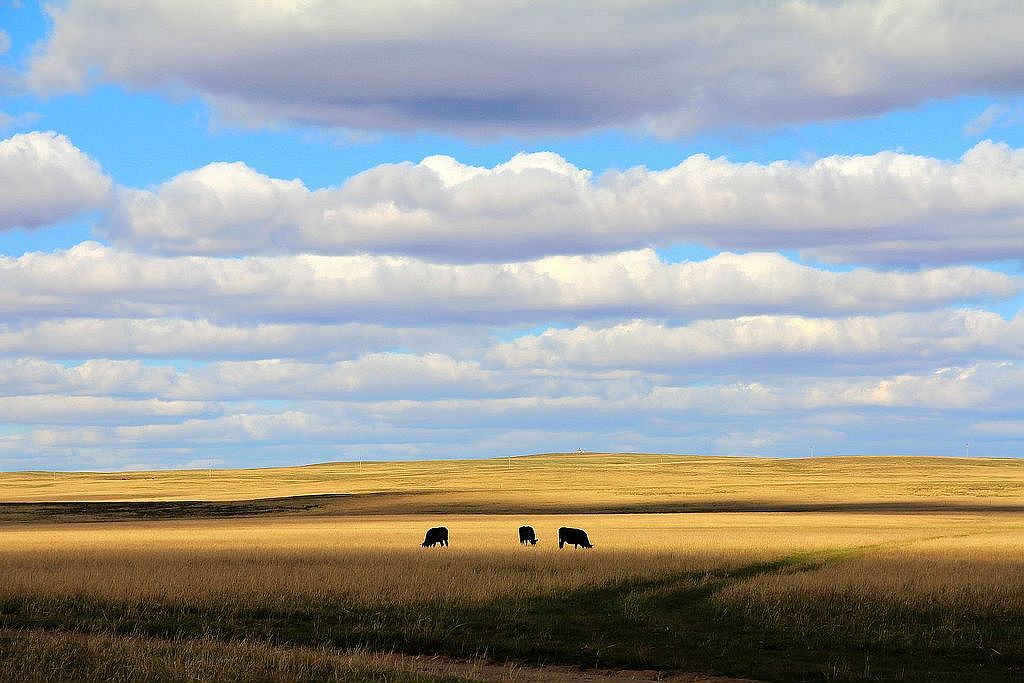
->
[714, 530, 1024, 654]
[3, 455, 1024, 679]
[0, 513, 974, 609]
[3, 453, 1023, 509]
[0, 629, 485, 682]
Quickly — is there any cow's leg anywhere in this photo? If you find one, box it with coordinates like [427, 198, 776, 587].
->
[559, 539, 564, 549]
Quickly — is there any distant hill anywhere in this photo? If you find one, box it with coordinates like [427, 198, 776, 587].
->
[2, 453, 1023, 517]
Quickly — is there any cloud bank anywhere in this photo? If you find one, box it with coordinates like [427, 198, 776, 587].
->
[492, 310, 1024, 373]
[25, 1, 1024, 136]
[6, 131, 1023, 266]
[2, 124, 1023, 466]
[101, 143, 1024, 265]
[2, 243, 1017, 324]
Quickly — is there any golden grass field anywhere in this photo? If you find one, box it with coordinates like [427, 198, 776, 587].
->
[1, 453, 1023, 681]
[4, 453, 1023, 507]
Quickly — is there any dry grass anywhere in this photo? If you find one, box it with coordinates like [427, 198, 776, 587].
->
[715, 529, 1024, 645]
[0, 629, 743, 683]
[0, 512, 1012, 610]
[0, 629, 473, 682]
[3, 454, 1023, 511]
[3, 454, 1024, 679]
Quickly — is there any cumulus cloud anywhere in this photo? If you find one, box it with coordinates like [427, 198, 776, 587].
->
[1, 243, 1017, 324]
[45, 355, 503, 401]
[24, 1, 1024, 137]
[101, 144, 1024, 264]
[807, 363, 1024, 411]
[4, 353, 1023, 468]
[13, 360, 1023, 466]
[491, 310, 1024, 373]
[181, 355, 503, 401]
[0, 358, 180, 398]
[0, 132, 111, 231]
[36, 358, 1024, 413]
[25, 412, 321, 449]
[0, 318, 482, 360]
[0, 395, 219, 425]
[106, 162, 308, 255]
[10, 354, 1023, 415]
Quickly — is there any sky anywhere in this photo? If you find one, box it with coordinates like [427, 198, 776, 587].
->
[1, 0, 1023, 471]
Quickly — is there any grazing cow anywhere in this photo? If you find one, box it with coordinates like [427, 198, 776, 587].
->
[421, 526, 449, 547]
[518, 525, 538, 545]
[558, 526, 593, 549]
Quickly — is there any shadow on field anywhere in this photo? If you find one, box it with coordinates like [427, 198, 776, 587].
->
[1, 551, 1020, 681]
[0, 495, 334, 523]
[4, 493, 1024, 523]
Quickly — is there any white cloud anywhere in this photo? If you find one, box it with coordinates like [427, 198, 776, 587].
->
[25, 411, 382, 449]
[491, 310, 1024, 373]
[5, 355, 1023, 468]
[0, 395, 219, 425]
[3, 135, 1020, 265]
[184, 354, 501, 400]
[806, 363, 1024, 411]
[0, 355, 644, 405]
[100, 144, 1024, 264]
[0, 358, 179, 398]
[24, 1, 1024, 137]
[0, 318, 480, 360]
[0, 132, 111, 231]
[106, 162, 309, 255]
[10, 354, 1022, 414]
[1, 243, 1017, 324]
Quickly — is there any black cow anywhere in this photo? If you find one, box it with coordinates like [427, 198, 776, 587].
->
[421, 526, 449, 547]
[518, 525, 538, 545]
[558, 526, 593, 549]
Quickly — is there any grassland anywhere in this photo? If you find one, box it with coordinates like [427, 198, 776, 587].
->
[4, 453, 1024, 509]
[1, 453, 1023, 681]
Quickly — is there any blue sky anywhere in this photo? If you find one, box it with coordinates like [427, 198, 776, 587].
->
[1, 0, 1023, 470]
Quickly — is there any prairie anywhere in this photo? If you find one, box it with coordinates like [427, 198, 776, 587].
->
[4, 453, 1023, 509]
[1, 454, 1023, 681]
